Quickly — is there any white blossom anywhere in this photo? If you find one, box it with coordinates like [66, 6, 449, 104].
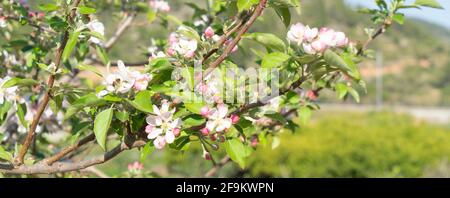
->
[145, 100, 182, 149]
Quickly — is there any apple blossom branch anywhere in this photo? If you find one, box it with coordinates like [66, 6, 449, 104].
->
[15, 0, 83, 165]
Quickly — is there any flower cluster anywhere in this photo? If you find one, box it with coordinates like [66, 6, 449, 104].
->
[149, 0, 170, 12]
[167, 30, 198, 59]
[287, 23, 349, 55]
[98, 61, 152, 97]
[145, 100, 182, 149]
[201, 104, 239, 136]
[128, 161, 144, 173]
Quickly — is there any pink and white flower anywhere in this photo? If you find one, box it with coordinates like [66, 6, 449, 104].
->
[149, 0, 170, 12]
[205, 104, 232, 132]
[145, 100, 182, 149]
[102, 61, 152, 95]
[287, 23, 306, 45]
[303, 26, 318, 42]
[86, 20, 105, 44]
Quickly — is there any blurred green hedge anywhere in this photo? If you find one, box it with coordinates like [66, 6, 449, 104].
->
[246, 112, 450, 178]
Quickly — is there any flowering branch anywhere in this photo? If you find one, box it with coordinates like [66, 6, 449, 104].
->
[15, 0, 83, 165]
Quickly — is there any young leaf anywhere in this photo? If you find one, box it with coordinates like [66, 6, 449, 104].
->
[0, 146, 13, 162]
[261, 52, 290, 68]
[2, 77, 38, 88]
[140, 142, 154, 163]
[127, 90, 153, 113]
[96, 45, 110, 65]
[273, 6, 291, 28]
[243, 33, 286, 52]
[237, 0, 260, 12]
[76, 64, 103, 77]
[78, 6, 97, 14]
[94, 108, 114, 151]
[414, 0, 444, 9]
[38, 4, 60, 12]
[225, 138, 247, 168]
[62, 31, 81, 62]
[298, 106, 311, 125]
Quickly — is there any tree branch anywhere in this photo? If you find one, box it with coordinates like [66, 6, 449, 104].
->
[357, 21, 390, 56]
[44, 133, 95, 165]
[15, 0, 83, 165]
[1, 139, 146, 175]
[104, 13, 137, 51]
[204, 156, 230, 177]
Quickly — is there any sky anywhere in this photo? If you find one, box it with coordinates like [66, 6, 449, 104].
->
[345, 0, 450, 29]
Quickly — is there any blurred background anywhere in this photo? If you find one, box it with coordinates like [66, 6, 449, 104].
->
[23, 0, 450, 178]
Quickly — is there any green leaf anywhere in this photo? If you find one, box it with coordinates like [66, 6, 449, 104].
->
[96, 46, 109, 65]
[78, 6, 97, 14]
[324, 49, 350, 70]
[2, 77, 38, 88]
[64, 93, 106, 119]
[47, 16, 68, 32]
[38, 4, 60, 12]
[76, 64, 103, 77]
[261, 52, 290, 68]
[392, 13, 405, 25]
[225, 138, 248, 168]
[94, 108, 114, 151]
[298, 106, 311, 125]
[16, 103, 27, 127]
[127, 90, 153, 113]
[237, 0, 260, 12]
[147, 10, 156, 23]
[335, 83, 348, 99]
[0, 146, 13, 162]
[347, 87, 361, 103]
[115, 111, 129, 122]
[184, 103, 205, 114]
[414, 0, 444, 9]
[273, 6, 291, 28]
[140, 142, 154, 163]
[243, 33, 286, 52]
[265, 112, 288, 125]
[182, 114, 206, 128]
[62, 31, 81, 62]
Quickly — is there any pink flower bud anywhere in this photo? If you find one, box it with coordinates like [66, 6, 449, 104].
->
[28, 12, 36, 18]
[209, 134, 217, 141]
[230, 114, 240, 124]
[250, 136, 259, 148]
[306, 90, 318, 101]
[37, 12, 45, 19]
[200, 106, 210, 117]
[204, 152, 211, 160]
[201, 127, 210, 136]
[173, 128, 181, 137]
[166, 47, 175, 56]
[204, 26, 215, 39]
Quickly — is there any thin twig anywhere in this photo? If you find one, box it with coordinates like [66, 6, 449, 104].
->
[195, 0, 268, 85]
[204, 156, 230, 177]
